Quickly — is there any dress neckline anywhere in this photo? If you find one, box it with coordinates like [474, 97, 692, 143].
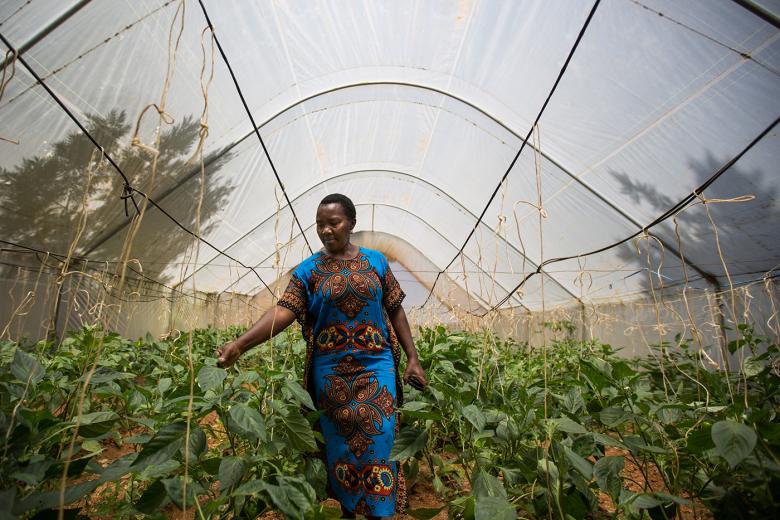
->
[319, 245, 363, 261]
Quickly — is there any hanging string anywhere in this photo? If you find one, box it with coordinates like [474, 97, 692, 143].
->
[0, 1, 179, 109]
[0, 32, 273, 293]
[485, 115, 779, 314]
[422, 0, 602, 307]
[196, 0, 312, 254]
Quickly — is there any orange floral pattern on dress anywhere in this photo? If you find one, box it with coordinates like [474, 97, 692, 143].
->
[382, 266, 405, 312]
[277, 276, 307, 319]
[320, 355, 395, 457]
[315, 322, 384, 352]
[309, 256, 381, 318]
[334, 462, 395, 496]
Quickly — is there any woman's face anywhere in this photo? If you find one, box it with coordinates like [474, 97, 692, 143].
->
[316, 203, 355, 254]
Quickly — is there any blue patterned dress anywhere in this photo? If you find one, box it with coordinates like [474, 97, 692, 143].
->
[277, 247, 406, 516]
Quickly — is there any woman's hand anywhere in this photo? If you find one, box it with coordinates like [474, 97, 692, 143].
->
[215, 341, 242, 368]
[213, 306, 296, 368]
[403, 357, 427, 389]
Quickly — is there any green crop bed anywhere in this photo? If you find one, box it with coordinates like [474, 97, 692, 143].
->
[1, 324, 778, 519]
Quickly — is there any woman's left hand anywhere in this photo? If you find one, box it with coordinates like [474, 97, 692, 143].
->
[403, 357, 427, 388]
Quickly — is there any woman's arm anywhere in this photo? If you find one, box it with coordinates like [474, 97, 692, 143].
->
[216, 305, 296, 367]
[388, 305, 427, 387]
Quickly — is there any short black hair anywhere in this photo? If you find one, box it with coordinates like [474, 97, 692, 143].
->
[320, 193, 356, 221]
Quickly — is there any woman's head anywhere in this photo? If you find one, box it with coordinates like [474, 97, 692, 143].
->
[316, 193, 356, 254]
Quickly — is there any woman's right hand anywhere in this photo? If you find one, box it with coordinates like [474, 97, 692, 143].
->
[216, 341, 242, 368]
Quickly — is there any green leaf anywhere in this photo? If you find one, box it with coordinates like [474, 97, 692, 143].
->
[463, 404, 486, 432]
[280, 410, 317, 452]
[432, 475, 445, 495]
[76, 411, 119, 425]
[599, 407, 630, 427]
[128, 416, 157, 430]
[592, 432, 626, 449]
[135, 479, 167, 514]
[611, 360, 636, 380]
[285, 379, 315, 410]
[81, 439, 102, 453]
[140, 460, 180, 479]
[232, 479, 267, 496]
[229, 403, 267, 442]
[200, 457, 222, 476]
[183, 426, 206, 460]
[594, 456, 624, 502]
[305, 458, 328, 499]
[282, 408, 317, 453]
[536, 458, 560, 488]
[0, 488, 17, 519]
[11, 349, 44, 385]
[407, 507, 445, 520]
[132, 422, 186, 469]
[97, 454, 137, 482]
[743, 356, 764, 378]
[580, 361, 610, 391]
[551, 417, 588, 434]
[712, 420, 757, 468]
[475, 495, 515, 520]
[219, 457, 245, 491]
[687, 424, 714, 454]
[632, 493, 662, 509]
[124, 434, 152, 444]
[401, 401, 429, 412]
[400, 408, 443, 421]
[264, 484, 310, 519]
[564, 446, 593, 479]
[197, 366, 226, 392]
[450, 495, 475, 519]
[74, 411, 119, 438]
[162, 477, 203, 509]
[157, 377, 172, 395]
[654, 492, 691, 506]
[472, 469, 506, 499]
[498, 466, 526, 487]
[390, 427, 428, 460]
[81, 367, 134, 384]
[13, 480, 101, 514]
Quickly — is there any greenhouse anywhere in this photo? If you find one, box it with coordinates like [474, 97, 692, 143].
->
[1, 0, 779, 518]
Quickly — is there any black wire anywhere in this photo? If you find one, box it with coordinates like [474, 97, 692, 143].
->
[482, 271, 780, 311]
[629, 0, 778, 77]
[0, 239, 263, 309]
[470, 271, 780, 316]
[422, 0, 603, 307]
[1, 238, 180, 296]
[729, 0, 780, 30]
[0, 31, 271, 293]
[482, 115, 780, 315]
[196, 0, 313, 254]
[0, 31, 138, 214]
[127, 186, 271, 292]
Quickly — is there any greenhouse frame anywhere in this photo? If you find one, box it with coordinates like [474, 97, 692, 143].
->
[1, 0, 779, 518]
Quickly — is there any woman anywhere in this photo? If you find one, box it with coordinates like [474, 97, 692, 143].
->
[216, 193, 427, 518]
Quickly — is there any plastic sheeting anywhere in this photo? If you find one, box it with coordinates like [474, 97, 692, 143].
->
[1, 0, 778, 316]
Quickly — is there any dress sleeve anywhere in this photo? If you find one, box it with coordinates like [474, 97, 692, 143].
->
[381, 260, 406, 313]
[277, 275, 308, 322]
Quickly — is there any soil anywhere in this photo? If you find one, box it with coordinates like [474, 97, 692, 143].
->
[596, 447, 714, 520]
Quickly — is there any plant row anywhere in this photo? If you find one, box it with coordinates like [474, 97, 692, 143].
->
[1, 323, 778, 519]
